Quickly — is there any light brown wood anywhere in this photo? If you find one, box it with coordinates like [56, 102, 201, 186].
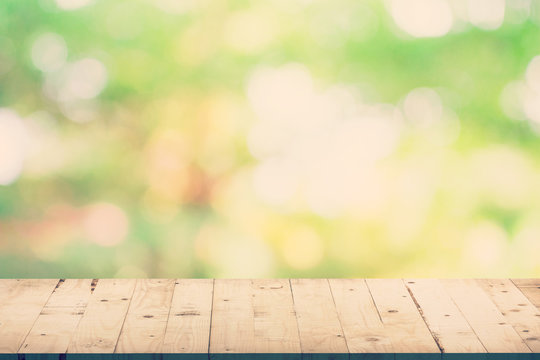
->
[290, 279, 348, 354]
[405, 279, 486, 353]
[1, 278, 540, 354]
[366, 279, 440, 353]
[19, 279, 94, 353]
[0, 279, 58, 353]
[210, 279, 301, 354]
[0, 279, 19, 295]
[163, 279, 213, 353]
[67, 279, 136, 353]
[512, 279, 540, 287]
[478, 278, 540, 352]
[115, 279, 175, 353]
[441, 279, 531, 353]
[518, 287, 540, 310]
[513, 279, 540, 311]
[329, 279, 393, 353]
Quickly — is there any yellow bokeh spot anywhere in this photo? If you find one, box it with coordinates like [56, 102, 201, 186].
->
[224, 9, 278, 54]
[144, 128, 190, 202]
[281, 227, 324, 270]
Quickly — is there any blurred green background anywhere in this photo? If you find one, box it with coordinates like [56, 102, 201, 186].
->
[1, 0, 539, 278]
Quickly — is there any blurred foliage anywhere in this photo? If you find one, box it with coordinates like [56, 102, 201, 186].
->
[0, 0, 539, 278]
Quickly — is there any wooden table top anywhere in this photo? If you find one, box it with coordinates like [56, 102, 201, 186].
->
[0, 279, 538, 357]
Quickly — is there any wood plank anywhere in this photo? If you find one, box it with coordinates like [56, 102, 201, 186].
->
[0, 279, 19, 296]
[1, 278, 540, 355]
[163, 279, 213, 353]
[19, 279, 94, 353]
[513, 279, 540, 311]
[441, 279, 531, 353]
[67, 279, 136, 353]
[478, 279, 540, 352]
[405, 279, 486, 353]
[0, 279, 58, 353]
[43, 279, 93, 307]
[290, 279, 348, 354]
[365, 279, 440, 353]
[518, 287, 540, 310]
[210, 279, 301, 354]
[512, 279, 540, 288]
[329, 279, 393, 353]
[115, 279, 175, 353]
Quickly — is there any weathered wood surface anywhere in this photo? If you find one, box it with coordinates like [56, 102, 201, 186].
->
[0, 279, 538, 355]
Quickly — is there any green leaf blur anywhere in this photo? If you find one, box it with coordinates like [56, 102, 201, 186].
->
[0, 0, 539, 278]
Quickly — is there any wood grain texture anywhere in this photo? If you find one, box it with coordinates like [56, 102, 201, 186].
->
[0, 279, 539, 355]
[512, 279, 540, 287]
[290, 279, 348, 354]
[519, 287, 540, 310]
[329, 279, 393, 353]
[478, 278, 540, 352]
[405, 279, 486, 353]
[442, 279, 531, 353]
[115, 279, 175, 353]
[68, 279, 136, 353]
[210, 279, 301, 354]
[513, 279, 540, 311]
[19, 279, 94, 353]
[0, 279, 58, 353]
[163, 279, 213, 353]
[366, 279, 440, 353]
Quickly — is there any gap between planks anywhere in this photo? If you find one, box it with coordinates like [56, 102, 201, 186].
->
[1, 279, 539, 354]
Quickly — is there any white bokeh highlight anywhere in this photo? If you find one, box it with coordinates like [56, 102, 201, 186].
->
[467, 0, 505, 30]
[247, 64, 459, 218]
[55, 0, 94, 10]
[389, 0, 453, 38]
[502, 55, 540, 131]
[31, 33, 67, 73]
[44, 58, 107, 103]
